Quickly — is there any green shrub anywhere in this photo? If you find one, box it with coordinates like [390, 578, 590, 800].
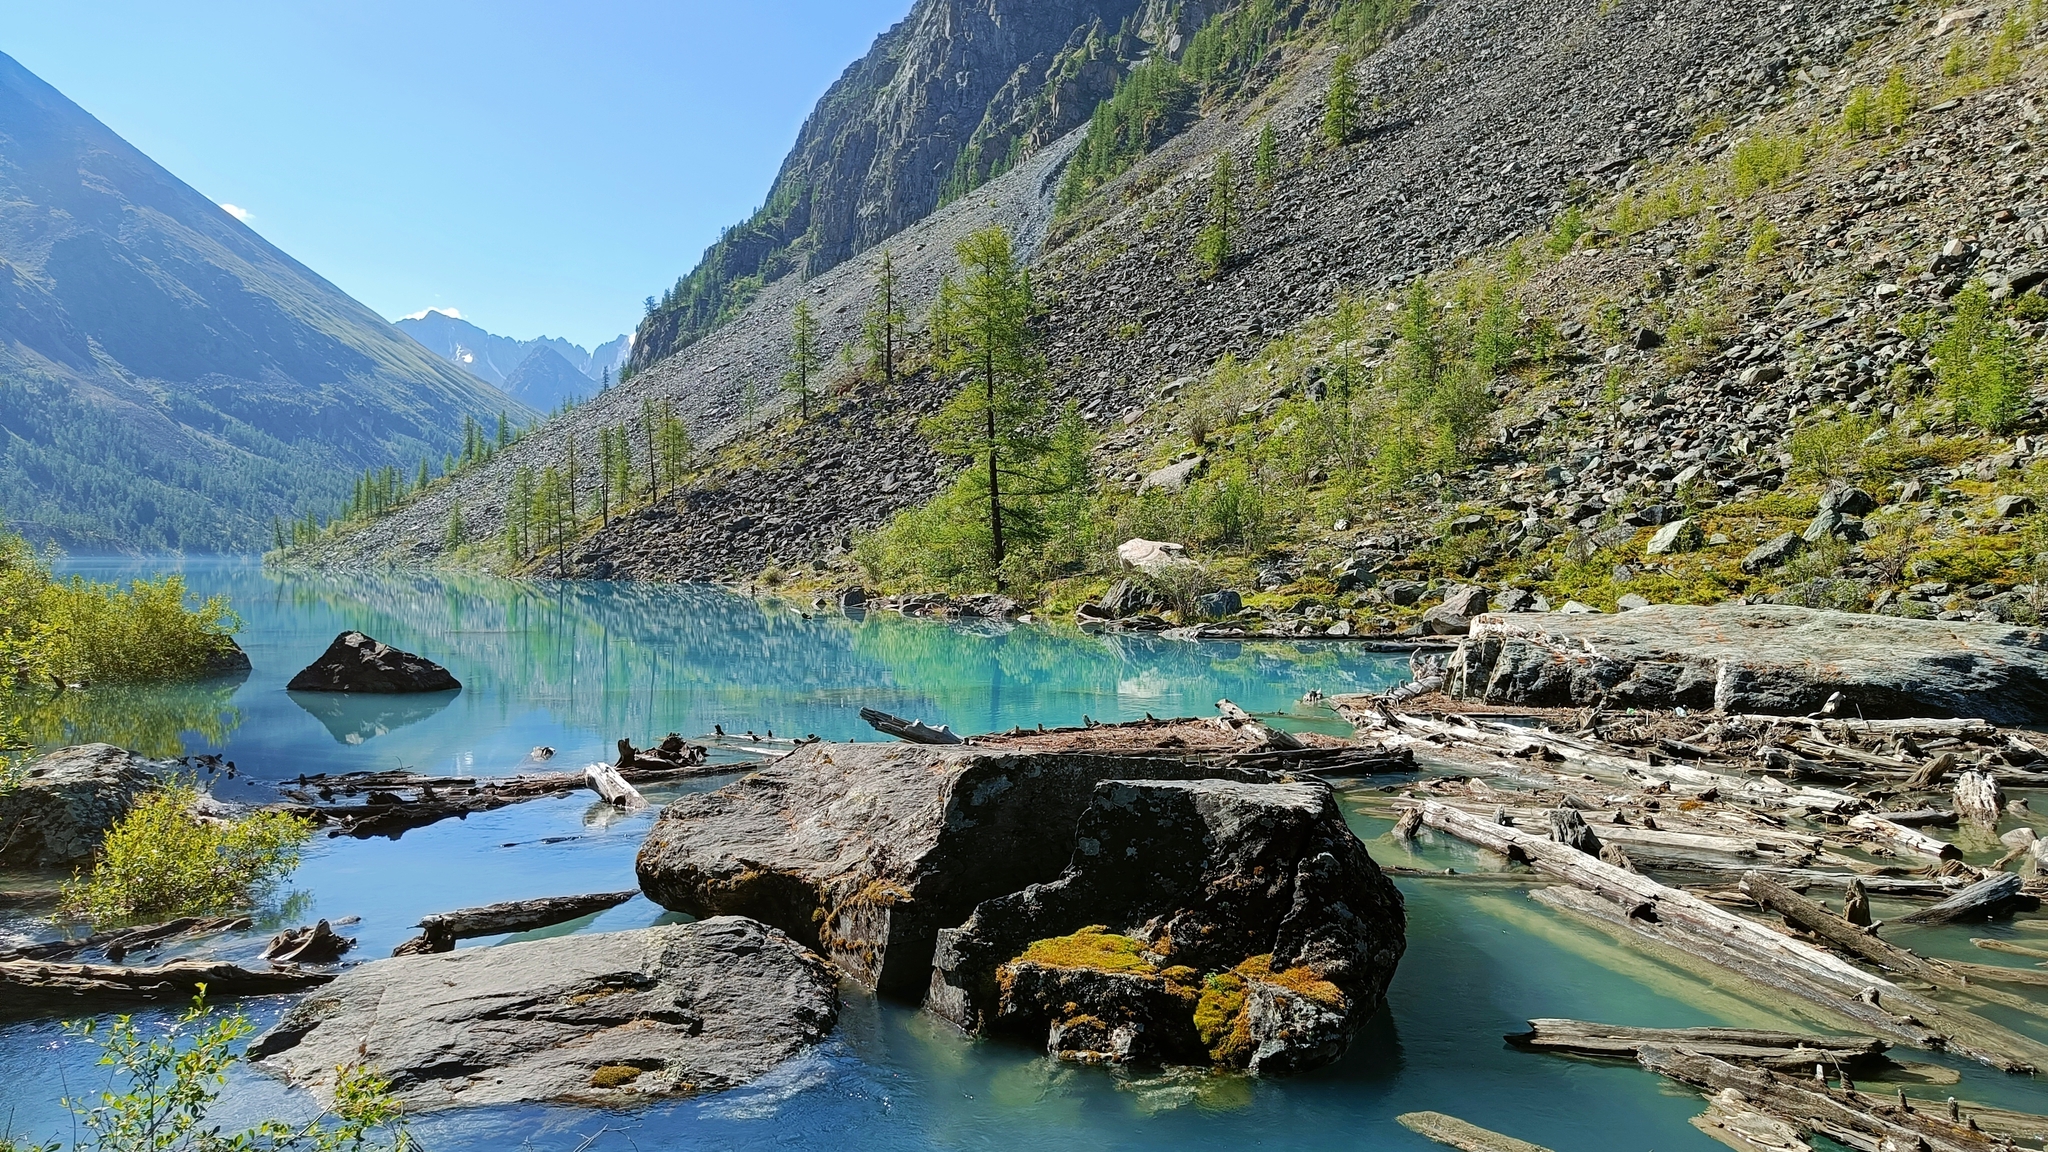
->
[1788, 414, 1876, 481]
[2, 992, 411, 1152]
[60, 780, 312, 928]
[1545, 204, 1590, 255]
[1878, 68, 1915, 128]
[1841, 87, 1875, 135]
[1729, 132, 1806, 196]
[0, 528, 241, 689]
[1933, 281, 2035, 432]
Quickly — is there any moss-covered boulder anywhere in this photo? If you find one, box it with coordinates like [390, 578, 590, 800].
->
[926, 778, 1405, 1075]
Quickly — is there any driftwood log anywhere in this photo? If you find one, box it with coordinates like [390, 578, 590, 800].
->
[1504, 1019, 1889, 1072]
[392, 890, 639, 955]
[585, 760, 647, 809]
[1953, 771, 2004, 827]
[261, 920, 354, 964]
[1901, 873, 2038, 925]
[858, 707, 962, 744]
[1395, 1112, 1555, 1152]
[0, 915, 249, 964]
[0, 958, 331, 1007]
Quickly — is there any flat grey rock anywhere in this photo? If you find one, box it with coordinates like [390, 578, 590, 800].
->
[1445, 604, 2048, 722]
[250, 917, 836, 1111]
[0, 744, 167, 867]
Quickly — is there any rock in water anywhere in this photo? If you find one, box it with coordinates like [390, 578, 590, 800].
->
[926, 778, 1404, 1075]
[0, 744, 166, 867]
[1443, 604, 2048, 723]
[249, 918, 836, 1111]
[286, 631, 460, 694]
[637, 743, 1275, 999]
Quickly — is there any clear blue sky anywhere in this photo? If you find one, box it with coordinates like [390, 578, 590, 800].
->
[6, 1, 909, 349]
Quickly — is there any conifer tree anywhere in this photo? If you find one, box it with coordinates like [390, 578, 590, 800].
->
[863, 249, 905, 387]
[639, 400, 659, 499]
[656, 407, 691, 492]
[785, 301, 822, 420]
[1255, 123, 1279, 188]
[1323, 55, 1357, 147]
[1196, 152, 1235, 278]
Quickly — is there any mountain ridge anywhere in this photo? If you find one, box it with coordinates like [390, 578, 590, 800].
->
[397, 309, 629, 407]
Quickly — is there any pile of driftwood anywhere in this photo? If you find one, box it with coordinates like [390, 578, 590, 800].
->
[1336, 691, 2048, 1079]
[861, 699, 1416, 776]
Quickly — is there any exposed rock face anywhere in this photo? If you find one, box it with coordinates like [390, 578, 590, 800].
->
[926, 777, 1405, 1074]
[286, 632, 460, 694]
[249, 918, 837, 1111]
[0, 744, 165, 867]
[1444, 605, 2048, 723]
[634, 743, 1262, 998]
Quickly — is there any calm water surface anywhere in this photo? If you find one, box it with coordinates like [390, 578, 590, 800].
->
[2, 559, 2041, 1148]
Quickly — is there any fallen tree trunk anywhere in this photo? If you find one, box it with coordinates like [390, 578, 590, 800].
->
[1901, 873, 2038, 925]
[1395, 1112, 1555, 1152]
[0, 958, 331, 1006]
[392, 890, 639, 955]
[0, 915, 249, 964]
[585, 760, 647, 809]
[1638, 1046, 2027, 1152]
[858, 707, 962, 745]
[1505, 1018, 1889, 1072]
[1845, 813, 1961, 862]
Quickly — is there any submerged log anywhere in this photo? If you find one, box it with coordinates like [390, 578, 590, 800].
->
[1901, 873, 2038, 925]
[0, 958, 331, 1006]
[1505, 1019, 1890, 1072]
[1741, 873, 1965, 990]
[1638, 1046, 2029, 1152]
[858, 707, 962, 745]
[1395, 1112, 1556, 1152]
[391, 890, 638, 955]
[0, 915, 249, 964]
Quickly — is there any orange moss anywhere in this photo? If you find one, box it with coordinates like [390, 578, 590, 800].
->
[1013, 926, 1157, 974]
[590, 1065, 644, 1089]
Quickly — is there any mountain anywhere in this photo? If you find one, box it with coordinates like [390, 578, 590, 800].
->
[0, 51, 532, 553]
[628, 0, 1213, 371]
[395, 307, 626, 401]
[498, 345, 593, 411]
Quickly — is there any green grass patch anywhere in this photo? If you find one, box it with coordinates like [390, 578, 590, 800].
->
[1014, 926, 1156, 974]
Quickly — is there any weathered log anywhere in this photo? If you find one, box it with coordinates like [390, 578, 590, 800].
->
[262, 920, 353, 964]
[1846, 813, 1961, 861]
[1214, 697, 1306, 751]
[1690, 1088, 1810, 1152]
[1842, 877, 1872, 927]
[0, 915, 249, 964]
[1742, 872, 1960, 988]
[1395, 1112, 1555, 1152]
[1638, 1046, 2026, 1152]
[1953, 771, 2004, 827]
[1505, 1018, 1890, 1071]
[391, 890, 639, 955]
[858, 707, 962, 745]
[584, 761, 647, 809]
[1970, 937, 2048, 961]
[1548, 807, 1601, 855]
[0, 958, 331, 1006]
[1901, 873, 2038, 925]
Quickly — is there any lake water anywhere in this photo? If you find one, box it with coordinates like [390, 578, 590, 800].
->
[2, 558, 2043, 1148]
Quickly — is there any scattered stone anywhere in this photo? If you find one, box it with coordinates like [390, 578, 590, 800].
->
[1099, 579, 1157, 619]
[286, 632, 460, 694]
[1820, 487, 1877, 516]
[837, 586, 868, 610]
[0, 744, 168, 868]
[1646, 518, 1701, 556]
[1139, 457, 1204, 494]
[1382, 580, 1428, 607]
[1993, 494, 2036, 518]
[1559, 601, 1601, 614]
[1195, 590, 1243, 619]
[1116, 539, 1193, 574]
[1421, 585, 1487, 636]
[1617, 593, 1652, 611]
[251, 918, 837, 1112]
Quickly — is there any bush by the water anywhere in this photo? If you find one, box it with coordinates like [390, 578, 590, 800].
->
[0, 528, 242, 689]
[59, 781, 312, 927]
[0, 993, 411, 1152]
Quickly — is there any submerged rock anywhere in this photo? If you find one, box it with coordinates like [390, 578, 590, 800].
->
[927, 777, 1405, 1075]
[286, 631, 460, 694]
[636, 742, 1257, 998]
[249, 917, 836, 1111]
[0, 744, 167, 867]
[1444, 604, 2048, 722]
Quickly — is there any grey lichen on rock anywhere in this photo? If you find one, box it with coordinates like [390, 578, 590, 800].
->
[0, 744, 168, 867]
[249, 917, 837, 1111]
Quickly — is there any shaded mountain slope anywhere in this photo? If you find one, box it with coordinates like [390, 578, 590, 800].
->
[0, 51, 529, 552]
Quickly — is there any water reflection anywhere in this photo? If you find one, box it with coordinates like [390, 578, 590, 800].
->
[288, 689, 459, 745]
[2, 675, 246, 759]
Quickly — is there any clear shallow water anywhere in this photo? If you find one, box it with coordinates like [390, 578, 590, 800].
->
[1, 559, 2042, 1148]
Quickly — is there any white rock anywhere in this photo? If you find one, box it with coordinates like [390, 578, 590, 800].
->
[1117, 538, 1195, 573]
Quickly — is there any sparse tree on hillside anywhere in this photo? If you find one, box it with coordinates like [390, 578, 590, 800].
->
[564, 434, 580, 525]
[1196, 153, 1235, 279]
[657, 407, 691, 492]
[445, 503, 465, 551]
[864, 249, 906, 388]
[923, 225, 1048, 589]
[1255, 123, 1279, 188]
[1323, 54, 1357, 147]
[496, 412, 511, 449]
[785, 301, 822, 420]
[640, 399, 660, 499]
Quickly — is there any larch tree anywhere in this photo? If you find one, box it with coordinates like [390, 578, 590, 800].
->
[863, 249, 905, 388]
[785, 300, 822, 420]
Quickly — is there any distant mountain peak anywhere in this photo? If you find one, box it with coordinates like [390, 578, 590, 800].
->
[395, 311, 629, 409]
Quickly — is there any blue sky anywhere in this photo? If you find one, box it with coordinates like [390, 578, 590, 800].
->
[6, 1, 909, 349]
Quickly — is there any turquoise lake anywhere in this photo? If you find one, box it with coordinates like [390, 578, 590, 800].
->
[2, 558, 2043, 1148]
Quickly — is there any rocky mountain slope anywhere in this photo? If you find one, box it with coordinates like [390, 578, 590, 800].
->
[303, 0, 2048, 635]
[397, 308, 628, 401]
[0, 52, 529, 553]
[626, 0, 1209, 371]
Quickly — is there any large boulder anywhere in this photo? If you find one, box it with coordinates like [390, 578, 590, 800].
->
[635, 743, 1266, 999]
[1443, 604, 2048, 722]
[249, 917, 836, 1111]
[0, 744, 166, 867]
[286, 632, 460, 694]
[926, 778, 1404, 1074]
